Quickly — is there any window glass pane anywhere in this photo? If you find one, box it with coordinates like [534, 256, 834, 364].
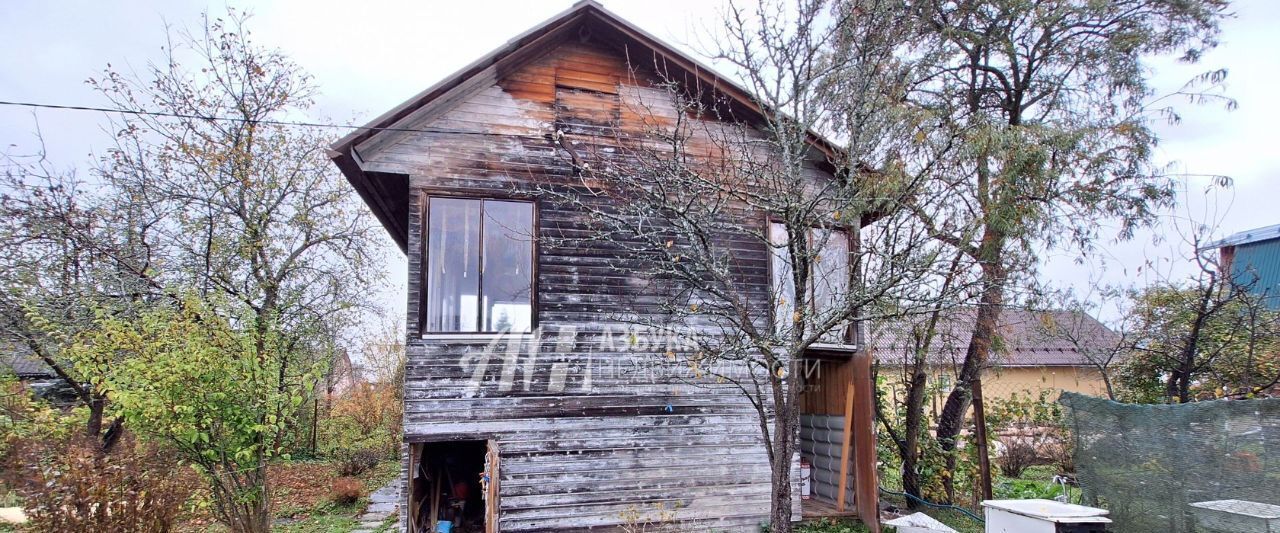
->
[426, 198, 481, 332]
[482, 201, 534, 333]
[770, 223, 795, 335]
[812, 228, 850, 343]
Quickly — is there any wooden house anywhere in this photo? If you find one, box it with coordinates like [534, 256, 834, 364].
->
[329, 2, 879, 531]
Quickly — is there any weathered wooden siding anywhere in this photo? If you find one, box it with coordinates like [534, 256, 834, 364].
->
[362, 39, 821, 531]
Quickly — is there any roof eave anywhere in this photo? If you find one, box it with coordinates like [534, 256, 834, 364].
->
[328, 149, 409, 253]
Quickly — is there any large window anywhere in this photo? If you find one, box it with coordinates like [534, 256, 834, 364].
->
[424, 198, 534, 334]
[770, 222, 851, 344]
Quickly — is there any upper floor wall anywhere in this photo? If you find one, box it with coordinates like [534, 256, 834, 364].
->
[348, 34, 845, 341]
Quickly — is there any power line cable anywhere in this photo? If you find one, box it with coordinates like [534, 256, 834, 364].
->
[0, 99, 544, 139]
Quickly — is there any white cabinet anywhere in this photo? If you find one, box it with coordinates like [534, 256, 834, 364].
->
[982, 499, 1111, 533]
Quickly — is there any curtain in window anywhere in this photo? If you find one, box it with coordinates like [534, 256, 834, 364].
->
[812, 228, 849, 343]
[427, 198, 481, 332]
[771, 223, 796, 336]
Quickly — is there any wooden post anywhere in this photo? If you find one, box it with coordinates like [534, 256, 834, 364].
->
[972, 377, 994, 501]
[851, 351, 881, 533]
[837, 378, 856, 512]
[486, 441, 500, 533]
[310, 397, 319, 456]
[430, 468, 441, 533]
[408, 445, 420, 530]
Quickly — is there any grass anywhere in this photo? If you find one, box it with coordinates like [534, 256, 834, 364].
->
[911, 508, 983, 533]
[877, 492, 984, 533]
[371, 513, 399, 533]
[268, 458, 399, 533]
[797, 518, 874, 532]
[268, 459, 399, 533]
[878, 463, 1074, 533]
[362, 459, 401, 492]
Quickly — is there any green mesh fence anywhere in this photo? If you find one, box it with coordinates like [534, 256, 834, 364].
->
[1059, 392, 1280, 532]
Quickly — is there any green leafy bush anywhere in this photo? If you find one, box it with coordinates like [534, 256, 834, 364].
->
[64, 297, 314, 532]
[318, 382, 400, 461]
[0, 373, 86, 461]
[994, 478, 1066, 500]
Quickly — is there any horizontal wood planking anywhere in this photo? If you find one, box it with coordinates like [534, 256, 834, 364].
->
[368, 37, 834, 531]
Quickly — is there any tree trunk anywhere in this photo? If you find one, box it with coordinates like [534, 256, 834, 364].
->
[86, 396, 105, 438]
[769, 411, 797, 533]
[1100, 371, 1117, 401]
[901, 359, 928, 508]
[1168, 282, 1214, 403]
[218, 464, 271, 533]
[896, 252, 964, 507]
[766, 353, 802, 533]
[311, 397, 319, 456]
[935, 265, 1004, 502]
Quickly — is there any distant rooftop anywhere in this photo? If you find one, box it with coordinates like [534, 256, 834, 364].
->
[870, 308, 1120, 368]
[1, 343, 56, 379]
[1210, 223, 1280, 249]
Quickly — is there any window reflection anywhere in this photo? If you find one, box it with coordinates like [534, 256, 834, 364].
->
[483, 200, 533, 333]
[813, 228, 849, 343]
[426, 198, 481, 332]
[770, 223, 796, 335]
[769, 223, 850, 343]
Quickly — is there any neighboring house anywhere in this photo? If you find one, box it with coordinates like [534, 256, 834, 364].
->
[1, 343, 79, 406]
[329, 2, 878, 530]
[1212, 223, 1280, 309]
[324, 349, 361, 399]
[872, 308, 1119, 410]
[1, 346, 54, 381]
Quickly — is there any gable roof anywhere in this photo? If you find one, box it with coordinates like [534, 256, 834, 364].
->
[870, 308, 1120, 368]
[329, 0, 844, 251]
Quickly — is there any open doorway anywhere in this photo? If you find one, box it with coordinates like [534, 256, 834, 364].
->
[797, 354, 880, 528]
[408, 440, 498, 533]
[799, 358, 859, 518]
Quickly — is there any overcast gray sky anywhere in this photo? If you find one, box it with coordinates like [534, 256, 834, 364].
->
[3, 0, 1278, 325]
